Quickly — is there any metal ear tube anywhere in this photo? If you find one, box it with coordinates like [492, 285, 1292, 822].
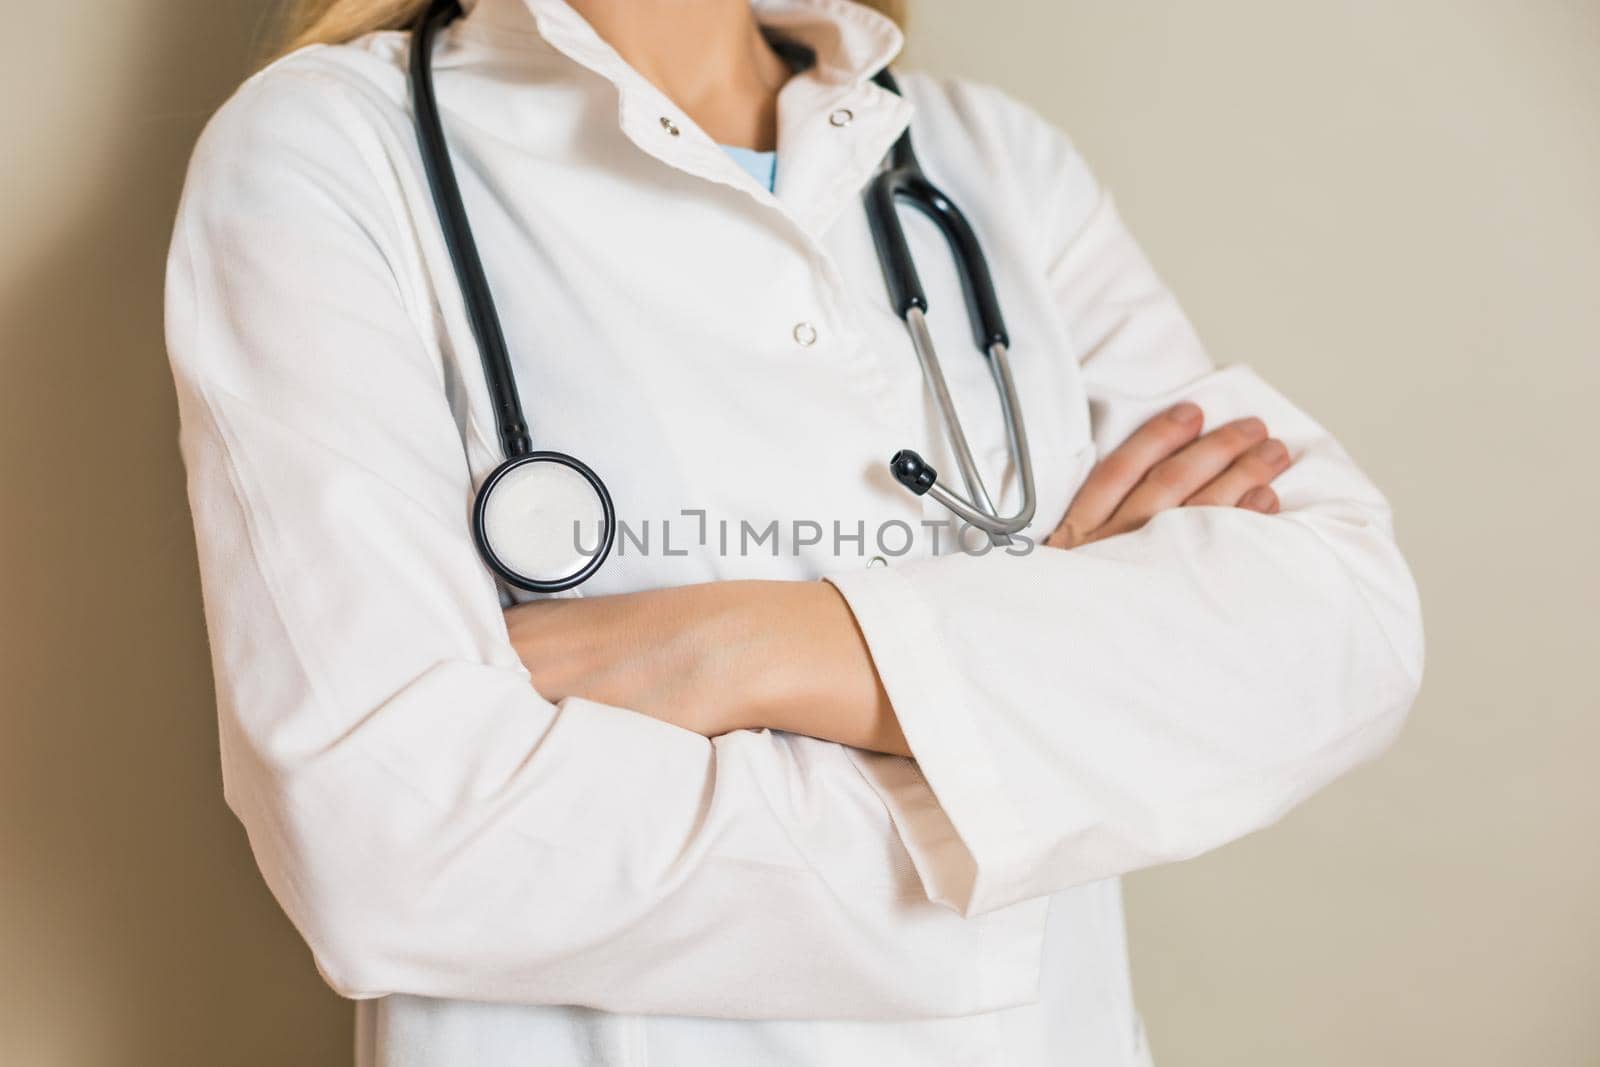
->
[865, 71, 1036, 543]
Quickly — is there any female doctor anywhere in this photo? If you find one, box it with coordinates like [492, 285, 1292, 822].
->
[163, 0, 1425, 1063]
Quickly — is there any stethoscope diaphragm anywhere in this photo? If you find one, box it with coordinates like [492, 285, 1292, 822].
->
[471, 452, 615, 593]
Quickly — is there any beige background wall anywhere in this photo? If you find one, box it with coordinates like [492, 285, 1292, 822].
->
[3, 1, 1595, 1064]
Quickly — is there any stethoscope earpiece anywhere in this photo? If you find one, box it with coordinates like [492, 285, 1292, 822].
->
[890, 450, 937, 495]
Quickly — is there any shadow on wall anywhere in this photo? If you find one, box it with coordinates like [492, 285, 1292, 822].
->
[0, 2, 351, 1063]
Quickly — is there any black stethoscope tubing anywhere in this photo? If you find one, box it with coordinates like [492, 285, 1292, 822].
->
[411, 0, 529, 460]
[864, 68, 1009, 355]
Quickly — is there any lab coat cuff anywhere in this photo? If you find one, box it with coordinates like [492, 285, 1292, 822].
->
[825, 564, 1029, 917]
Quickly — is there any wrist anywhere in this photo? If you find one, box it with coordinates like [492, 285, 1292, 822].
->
[697, 580, 907, 755]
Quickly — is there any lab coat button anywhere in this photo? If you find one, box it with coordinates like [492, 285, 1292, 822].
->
[659, 116, 681, 136]
[829, 108, 854, 128]
[792, 322, 819, 347]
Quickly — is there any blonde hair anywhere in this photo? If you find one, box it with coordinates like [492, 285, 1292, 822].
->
[272, 0, 904, 61]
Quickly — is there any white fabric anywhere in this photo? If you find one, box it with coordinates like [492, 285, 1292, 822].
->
[162, 0, 1425, 1063]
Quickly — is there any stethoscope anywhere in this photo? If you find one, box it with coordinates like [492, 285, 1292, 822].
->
[410, 0, 1035, 593]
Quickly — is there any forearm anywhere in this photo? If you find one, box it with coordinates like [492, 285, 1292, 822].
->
[504, 580, 910, 756]
[505, 391, 1297, 760]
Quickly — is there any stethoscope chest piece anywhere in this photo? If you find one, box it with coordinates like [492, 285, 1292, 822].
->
[472, 452, 616, 593]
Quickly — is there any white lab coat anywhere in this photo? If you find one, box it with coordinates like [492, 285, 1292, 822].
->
[162, 0, 1425, 1063]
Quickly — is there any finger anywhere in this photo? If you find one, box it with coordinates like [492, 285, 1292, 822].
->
[1055, 403, 1204, 540]
[1183, 437, 1291, 506]
[1097, 417, 1268, 536]
[1239, 485, 1280, 513]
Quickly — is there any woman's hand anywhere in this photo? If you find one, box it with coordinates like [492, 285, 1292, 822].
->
[504, 580, 909, 756]
[1045, 402, 1291, 549]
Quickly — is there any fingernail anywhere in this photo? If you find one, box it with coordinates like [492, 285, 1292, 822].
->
[1255, 439, 1288, 464]
[1238, 417, 1267, 440]
[1168, 402, 1201, 425]
[1243, 486, 1276, 512]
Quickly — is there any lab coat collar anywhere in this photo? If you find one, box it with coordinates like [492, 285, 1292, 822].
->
[458, 0, 904, 86]
[455, 0, 912, 235]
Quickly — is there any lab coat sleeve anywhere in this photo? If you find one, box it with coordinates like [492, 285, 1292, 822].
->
[163, 69, 1046, 1019]
[825, 88, 1425, 918]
